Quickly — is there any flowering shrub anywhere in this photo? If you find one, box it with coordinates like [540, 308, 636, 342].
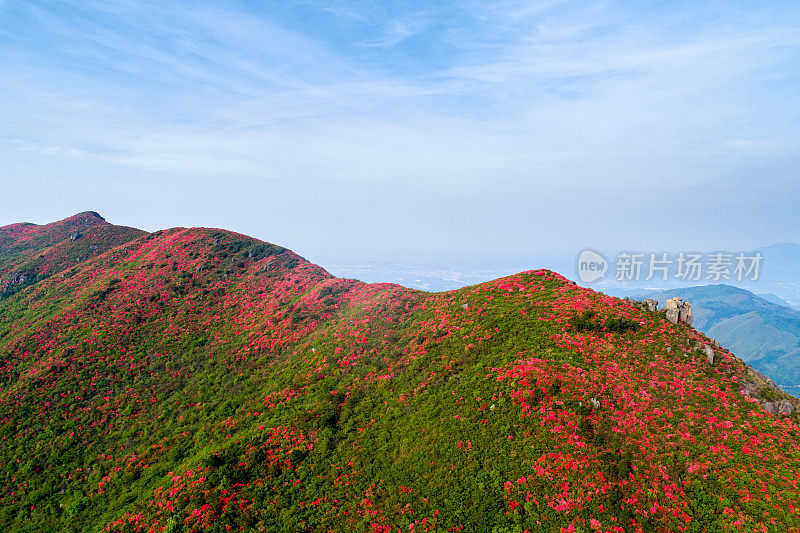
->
[0, 215, 798, 532]
[0, 212, 144, 299]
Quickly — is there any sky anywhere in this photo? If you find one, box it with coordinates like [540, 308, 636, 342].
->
[2, 1, 799, 279]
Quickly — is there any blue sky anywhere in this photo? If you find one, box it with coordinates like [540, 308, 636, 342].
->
[2, 1, 799, 272]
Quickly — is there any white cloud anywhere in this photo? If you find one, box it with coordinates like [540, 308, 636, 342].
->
[1, 0, 799, 256]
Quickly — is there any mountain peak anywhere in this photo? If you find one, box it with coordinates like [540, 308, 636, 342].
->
[64, 210, 105, 223]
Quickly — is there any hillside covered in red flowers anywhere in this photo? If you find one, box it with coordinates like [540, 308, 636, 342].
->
[1, 213, 800, 533]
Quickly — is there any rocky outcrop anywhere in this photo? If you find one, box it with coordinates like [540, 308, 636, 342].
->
[664, 297, 693, 326]
[665, 308, 679, 324]
[703, 344, 715, 364]
[740, 365, 799, 416]
[635, 297, 693, 326]
[2, 270, 33, 294]
[763, 400, 795, 415]
[631, 298, 660, 313]
[679, 306, 692, 326]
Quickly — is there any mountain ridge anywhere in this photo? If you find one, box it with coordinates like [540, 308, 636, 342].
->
[0, 212, 146, 300]
[1, 213, 800, 532]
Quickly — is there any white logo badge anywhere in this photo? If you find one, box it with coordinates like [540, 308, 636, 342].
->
[577, 249, 608, 283]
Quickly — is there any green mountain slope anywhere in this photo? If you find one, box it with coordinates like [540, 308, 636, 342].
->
[1, 211, 146, 299]
[1, 215, 800, 532]
[628, 285, 800, 390]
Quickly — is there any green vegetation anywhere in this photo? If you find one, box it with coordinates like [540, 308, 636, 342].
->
[0, 214, 798, 532]
[629, 284, 800, 387]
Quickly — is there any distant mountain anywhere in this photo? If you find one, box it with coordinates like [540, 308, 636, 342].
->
[2, 214, 800, 531]
[757, 292, 800, 310]
[623, 284, 800, 390]
[0, 211, 146, 298]
[0, 210, 106, 253]
[748, 242, 800, 308]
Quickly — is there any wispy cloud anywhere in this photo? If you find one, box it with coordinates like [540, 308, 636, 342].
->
[362, 13, 434, 47]
[1, 0, 799, 257]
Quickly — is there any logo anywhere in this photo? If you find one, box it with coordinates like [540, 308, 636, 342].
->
[574, 249, 763, 283]
[577, 249, 608, 283]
